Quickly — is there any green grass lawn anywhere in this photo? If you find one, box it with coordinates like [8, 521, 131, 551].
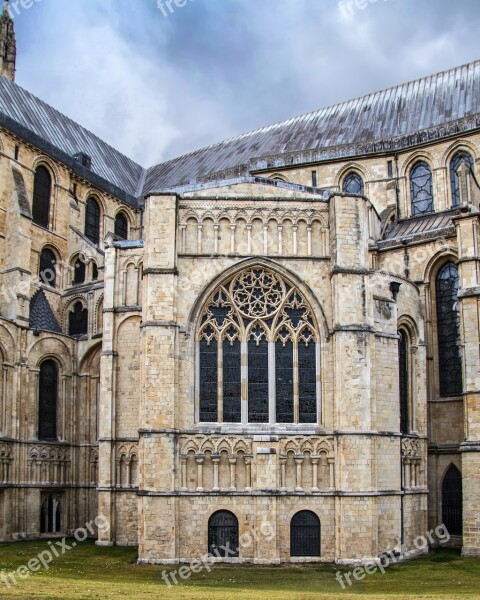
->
[0, 540, 479, 599]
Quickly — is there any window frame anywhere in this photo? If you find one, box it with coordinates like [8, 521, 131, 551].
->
[39, 247, 57, 288]
[410, 160, 434, 216]
[449, 150, 475, 207]
[38, 359, 59, 441]
[342, 171, 365, 195]
[114, 212, 129, 240]
[195, 267, 321, 427]
[32, 165, 52, 229]
[85, 197, 101, 245]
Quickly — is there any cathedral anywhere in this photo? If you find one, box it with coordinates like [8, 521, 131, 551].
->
[0, 1, 479, 564]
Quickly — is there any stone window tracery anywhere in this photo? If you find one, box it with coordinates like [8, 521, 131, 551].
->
[197, 267, 319, 425]
[410, 161, 434, 215]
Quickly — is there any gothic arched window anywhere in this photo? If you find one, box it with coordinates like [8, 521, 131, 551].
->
[38, 360, 58, 441]
[39, 248, 56, 288]
[32, 166, 52, 228]
[85, 198, 101, 244]
[73, 257, 86, 285]
[68, 302, 88, 337]
[197, 267, 319, 425]
[208, 511, 239, 558]
[450, 151, 474, 207]
[40, 494, 62, 534]
[436, 262, 462, 397]
[342, 172, 364, 195]
[114, 212, 128, 240]
[398, 330, 409, 434]
[442, 465, 462, 536]
[410, 161, 434, 215]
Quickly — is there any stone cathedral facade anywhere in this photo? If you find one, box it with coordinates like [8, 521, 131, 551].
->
[0, 2, 479, 564]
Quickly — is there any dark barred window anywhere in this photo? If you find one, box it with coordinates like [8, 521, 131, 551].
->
[450, 151, 474, 207]
[73, 258, 86, 285]
[32, 166, 52, 228]
[198, 267, 319, 424]
[410, 161, 434, 215]
[442, 465, 462, 536]
[436, 262, 462, 397]
[39, 248, 56, 288]
[342, 172, 364, 195]
[85, 198, 101, 244]
[69, 302, 88, 337]
[398, 331, 409, 434]
[115, 213, 128, 240]
[38, 360, 58, 441]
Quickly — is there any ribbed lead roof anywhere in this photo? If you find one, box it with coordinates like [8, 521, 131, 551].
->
[144, 60, 480, 193]
[1, 60, 480, 201]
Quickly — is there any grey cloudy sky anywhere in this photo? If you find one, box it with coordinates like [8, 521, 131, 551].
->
[10, 0, 480, 167]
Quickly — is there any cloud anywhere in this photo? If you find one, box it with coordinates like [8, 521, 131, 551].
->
[12, 0, 480, 167]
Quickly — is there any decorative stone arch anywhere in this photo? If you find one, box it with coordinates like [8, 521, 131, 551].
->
[336, 162, 369, 191]
[31, 155, 61, 187]
[217, 438, 233, 454]
[441, 139, 479, 167]
[81, 189, 106, 214]
[397, 314, 420, 346]
[401, 151, 437, 179]
[422, 248, 459, 285]
[189, 257, 329, 340]
[0, 326, 15, 362]
[62, 295, 87, 331]
[29, 338, 72, 374]
[269, 172, 291, 183]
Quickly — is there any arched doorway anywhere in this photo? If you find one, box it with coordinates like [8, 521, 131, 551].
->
[442, 465, 463, 536]
[290, 511, 321, 557]
[208, 511, 239, 558]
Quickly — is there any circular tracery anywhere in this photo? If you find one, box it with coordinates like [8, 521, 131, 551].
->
[231, 268, 284, 319]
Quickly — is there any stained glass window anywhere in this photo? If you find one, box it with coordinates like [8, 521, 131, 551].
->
[450, 151, 474, 207]
[342, 172, 364, 195]
[32, 166, 52, 228]
[199, 337, 218, 422]
[198, 267, 319, 424]
[115, 212, 128, 240]
[85, 198, 101, 244]
[276, 339, 294, 423]
[298, 339, 317, 424]
[39, 248, 56, 288]
[38, 360, 58, 441]
[398, 331, 409, 434]
[411, 161, 434, 215]
[436, 262, 462, 397]
[69, 302, 88, 337]
[223, 339, 241, 423]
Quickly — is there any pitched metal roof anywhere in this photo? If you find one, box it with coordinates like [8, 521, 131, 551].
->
[1, 60, 480, 201]
[377, 210, 459, 249]
[0, 75, 144, 205]
[144, 60, 480, 193]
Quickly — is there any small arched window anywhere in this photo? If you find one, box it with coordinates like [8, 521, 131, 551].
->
[68, 301, 88, 337]
[32, 166, 52, 228]
[39, 248, 56, 288]
[114, 213, 128, 240]
[38, 359, 58, 441]
[73, 257, 86, 285]
[450, 151, 474, 207]
[208, 511, 239, 558]
[442, 465, 462, 536]
[290, 511, 321, 557]
[85, 198, 101, 244]
[436, 262, 462, 397]
[40, 494, 62, 534]
[410, 161, 434, 215]
[398, 330, 409, 434]
[92, 262, 99, 281]
[342, 172, 364, 195]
